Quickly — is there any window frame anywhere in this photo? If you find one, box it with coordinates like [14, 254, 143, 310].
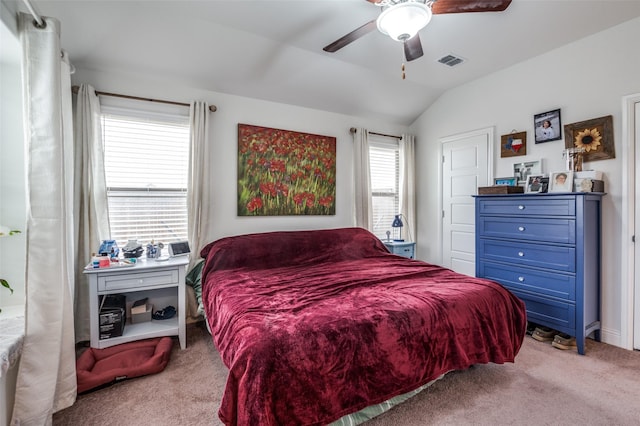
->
[100, 105, 190, 248]
[368, 136, 400, 241]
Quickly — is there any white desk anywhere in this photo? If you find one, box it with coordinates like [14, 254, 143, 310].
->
[84, 256, 188, 349]
[383, 241, 416, 259]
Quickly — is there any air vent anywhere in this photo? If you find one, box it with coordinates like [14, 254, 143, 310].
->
[438, 54, 465, 67]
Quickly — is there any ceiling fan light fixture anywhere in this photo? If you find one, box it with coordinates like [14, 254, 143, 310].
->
[376, 2, 432, 42]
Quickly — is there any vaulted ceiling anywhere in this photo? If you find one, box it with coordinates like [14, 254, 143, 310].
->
[13, 0, 640, 125]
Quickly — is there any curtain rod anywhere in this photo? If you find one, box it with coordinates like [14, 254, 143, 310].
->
[349, 127, 401, 140]
[71, 86, 217, 112]
[22, 0, 44, 27]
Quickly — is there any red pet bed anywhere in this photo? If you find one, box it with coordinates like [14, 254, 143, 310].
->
[76, 337, 173, 393]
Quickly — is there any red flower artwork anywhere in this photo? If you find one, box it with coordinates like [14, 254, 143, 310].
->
[237, 124, 336, 216]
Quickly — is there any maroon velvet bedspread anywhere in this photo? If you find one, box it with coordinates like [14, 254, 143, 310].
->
[201, 227, 526, 426]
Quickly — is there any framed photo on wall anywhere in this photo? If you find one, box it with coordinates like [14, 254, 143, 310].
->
[549, 171, 574, 193]
[534, 109, 562, 143]
[564, 115, 615, 162]
[500, 131, 527, 157]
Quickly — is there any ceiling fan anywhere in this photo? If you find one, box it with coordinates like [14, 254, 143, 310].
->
[323, 0, 512, 63]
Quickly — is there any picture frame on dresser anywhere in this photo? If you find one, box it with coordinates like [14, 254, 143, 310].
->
[549, 171, 574, 193]
[494, 177, 518, 186]
[513, 159, 542, 186]
[525, 175, 547, 193]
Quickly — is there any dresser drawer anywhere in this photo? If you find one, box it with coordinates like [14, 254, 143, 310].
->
[97, 269, 179, 291]
[478, 239, 575, 272]
[477, 197, 575, 217]
[479, 261, 576, 300]
[478, 216, 575, 244]
[508, 288, 576, 332]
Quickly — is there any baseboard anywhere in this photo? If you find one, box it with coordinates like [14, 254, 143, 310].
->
[600, 326, 623, 349]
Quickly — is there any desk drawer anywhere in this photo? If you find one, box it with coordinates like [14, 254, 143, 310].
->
[98, 269, 178, 291]
[479, 261, 575, 300]
[477, 197, 575, 217]
[478, 239, 575, 272]
[478, 217, 575, 244]
[508, 288, 575, 332]
[386, 244, 415, 259]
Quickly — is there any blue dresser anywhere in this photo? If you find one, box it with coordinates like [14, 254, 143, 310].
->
[474, 193, 603, 355]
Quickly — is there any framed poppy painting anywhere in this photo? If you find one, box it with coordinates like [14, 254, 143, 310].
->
[237, 124, 336, 216]
[564, 115, 615, 162]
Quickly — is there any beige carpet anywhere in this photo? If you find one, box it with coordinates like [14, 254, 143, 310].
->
[53, 323, 640, 425]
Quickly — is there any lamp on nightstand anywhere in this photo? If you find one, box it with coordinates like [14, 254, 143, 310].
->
[391, 214, 404, 242]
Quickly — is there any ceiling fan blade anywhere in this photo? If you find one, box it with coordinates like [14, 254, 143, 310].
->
[432, 0, 512, 14]
[404, 34, 424, 62]
[323, 19, 377, 53]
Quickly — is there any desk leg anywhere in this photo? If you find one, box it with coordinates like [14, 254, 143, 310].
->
[178, 268, 186, 349]
[88, 275, 99, 348]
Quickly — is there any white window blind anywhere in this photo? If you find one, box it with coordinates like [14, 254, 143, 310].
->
[101, 107, 190, 247]
[369, 138, 400, 240]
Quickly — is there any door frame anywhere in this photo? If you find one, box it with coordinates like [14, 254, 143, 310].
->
[438, 126, 494, 267]
[621, 92, 640, 350]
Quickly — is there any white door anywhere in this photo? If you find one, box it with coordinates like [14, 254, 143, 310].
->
[441, 128, 492, 276]
[634, 100, 640, 350]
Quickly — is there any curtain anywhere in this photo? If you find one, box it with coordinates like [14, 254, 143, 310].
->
[399, 133, 416, 243]
[13, 12, 77, 424]
[72, 84, 111, 343]
[187, 101, 211, 271]
[353, 128, 372, 230]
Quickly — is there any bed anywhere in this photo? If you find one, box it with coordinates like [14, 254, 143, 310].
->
[199, 227, 526, 425]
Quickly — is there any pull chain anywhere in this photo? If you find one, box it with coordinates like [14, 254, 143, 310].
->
[401, 45, 407, 80]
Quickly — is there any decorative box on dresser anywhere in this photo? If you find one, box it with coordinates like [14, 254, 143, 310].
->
[474, 192, 603, 355]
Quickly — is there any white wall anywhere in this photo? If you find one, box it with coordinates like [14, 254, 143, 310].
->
[411, 16, 640, 348]
[71, 67, 409, 257]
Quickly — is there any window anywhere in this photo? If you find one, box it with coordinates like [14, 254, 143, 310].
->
[101, 107, 190, 248]
[369, 137, 400, 240]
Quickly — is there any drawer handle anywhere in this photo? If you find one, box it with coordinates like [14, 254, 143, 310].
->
[518, 205, 525, 210]
[518, 226, 525, 232]
[518, 276, 525, 282]
[518, 251, 524, 257]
